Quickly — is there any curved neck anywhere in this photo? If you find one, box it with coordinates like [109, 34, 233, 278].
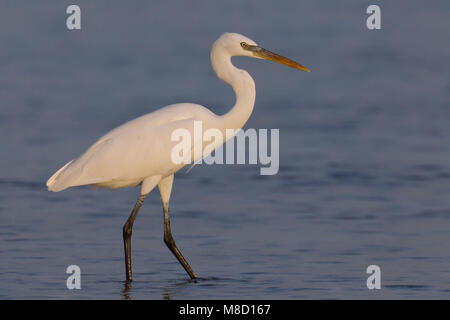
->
[211, 48, 256, 131]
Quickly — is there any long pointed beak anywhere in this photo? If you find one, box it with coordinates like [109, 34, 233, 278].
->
[250, 46, 310, 72]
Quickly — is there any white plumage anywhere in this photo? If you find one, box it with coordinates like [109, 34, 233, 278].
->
[46, 32, 309, 280]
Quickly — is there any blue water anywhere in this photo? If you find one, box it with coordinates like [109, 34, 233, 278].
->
[1, 0, 450, 299]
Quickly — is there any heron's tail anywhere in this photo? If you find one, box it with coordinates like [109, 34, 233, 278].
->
[46, 160, 74, 192]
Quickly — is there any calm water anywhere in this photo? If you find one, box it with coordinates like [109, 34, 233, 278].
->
[1, 1, 450, 299]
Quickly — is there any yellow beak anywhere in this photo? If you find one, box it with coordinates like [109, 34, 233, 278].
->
[250, 46, 310, 72]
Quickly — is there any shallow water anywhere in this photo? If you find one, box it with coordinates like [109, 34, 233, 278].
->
[1, 1, 450, 299]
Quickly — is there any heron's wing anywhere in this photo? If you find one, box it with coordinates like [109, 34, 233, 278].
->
[46, 109, 208, 192]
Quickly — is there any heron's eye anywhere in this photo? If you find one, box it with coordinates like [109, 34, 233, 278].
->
[240, 42, 248, 48]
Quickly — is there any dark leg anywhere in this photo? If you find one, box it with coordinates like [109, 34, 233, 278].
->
[123, 194, 147, 282]
[163, 202, 197, 279]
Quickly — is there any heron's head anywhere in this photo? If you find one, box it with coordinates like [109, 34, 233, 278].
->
[213, 32, 310, 72]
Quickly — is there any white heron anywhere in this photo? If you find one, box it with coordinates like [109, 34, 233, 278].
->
[47, 32, 309, 281]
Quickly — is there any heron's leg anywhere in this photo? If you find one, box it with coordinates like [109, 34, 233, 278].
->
[123, 194, 147, 282]
[159, 175, 197, 279]
[163, 202, 197, 279]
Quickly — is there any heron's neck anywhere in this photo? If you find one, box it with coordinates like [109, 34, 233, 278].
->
[211, 51, 256, 131]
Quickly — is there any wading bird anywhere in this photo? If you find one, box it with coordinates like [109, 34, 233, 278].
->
[47, 33, 309, 281]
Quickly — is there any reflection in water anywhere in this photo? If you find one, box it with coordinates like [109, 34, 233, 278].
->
[160, 277, 230, 299]
[161, 278, 199, 300]
[120, 277, 198, 300]
[121, 281, 133, 300]
[114, 276, 242, 299]
[120, 278, 206, 300]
